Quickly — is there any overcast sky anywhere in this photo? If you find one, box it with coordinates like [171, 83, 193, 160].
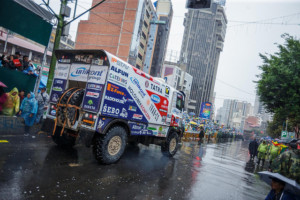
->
[38, 0, 300, 110]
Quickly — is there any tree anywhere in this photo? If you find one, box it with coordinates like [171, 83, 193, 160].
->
[257, 34, 300, 138]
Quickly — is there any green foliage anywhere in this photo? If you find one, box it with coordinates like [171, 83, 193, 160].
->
[257, 34, 300, 138]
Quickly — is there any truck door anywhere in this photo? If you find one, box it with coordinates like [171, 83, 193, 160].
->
[170, 92, 185, 126]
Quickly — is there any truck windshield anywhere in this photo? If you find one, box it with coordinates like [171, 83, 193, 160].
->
[56, 50, 109, 66]
[176, 93, 184, 110]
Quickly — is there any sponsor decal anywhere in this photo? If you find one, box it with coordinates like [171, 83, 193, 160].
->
[159, 109, 168, 113]
[150, 83, 162, 94]
[133, 114, 143, 120]
[150, 94, 160, 104]
[145, 80, 149, 88]
[109, 73, 128, 85]
[53, 87, 62, 92]
[105, 95, 126, 104]
[129, 105, 137, 112]
[86, 92, 99, 98]
[130, 77, 146, 98]
[87, 83, 102, 91]
[71, 67, 89, 77]
[50, 110, 56, 116]
[147, 127, 157, 131]
[102, 104, 120, 115]
[165, 86, 170, 96]
[107, 83, 125, 96]
[97, 120, 105, 129]
[128, 86, 150, 120]
[132, 125, 143, 130]
[120, 108, 128, 118]
[111, 57, 129, 69]
[54, 64, 69, 79]
[88, 100, 93, 105]
[111, 66, 128, 77]
[149, 104, 159, 121]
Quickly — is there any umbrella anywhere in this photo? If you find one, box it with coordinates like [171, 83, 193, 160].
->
[189, 112, 195, 116]
[0, 81, 7, 88]
[190, 121, 197, 125]
[258, 171, 300, 196]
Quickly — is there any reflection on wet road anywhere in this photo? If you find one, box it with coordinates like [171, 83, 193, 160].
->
[0, 134, 269, 200]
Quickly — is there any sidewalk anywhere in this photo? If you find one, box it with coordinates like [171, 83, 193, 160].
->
[0, 115, 42, 135]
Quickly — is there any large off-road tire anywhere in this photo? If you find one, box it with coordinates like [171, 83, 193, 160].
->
[161, 132, 179, 157]
[52, 126, 76, 148]
[93, 126, 127, 164]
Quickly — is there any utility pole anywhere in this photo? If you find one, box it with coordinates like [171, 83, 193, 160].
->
[46, 0, 67, 91]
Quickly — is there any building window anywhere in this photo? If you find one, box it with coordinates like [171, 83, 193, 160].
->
[146, 10, 150, 18]
[143, 21, 148, 28]
[142, 31, 146, 39]
[138, 53, 143, 60]
[140, 42, 144, 49]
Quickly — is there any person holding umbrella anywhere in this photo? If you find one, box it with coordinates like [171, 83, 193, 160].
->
[265, 178, 297, 200]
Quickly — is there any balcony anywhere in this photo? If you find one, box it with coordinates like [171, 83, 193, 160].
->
[216, 41, 223, 51]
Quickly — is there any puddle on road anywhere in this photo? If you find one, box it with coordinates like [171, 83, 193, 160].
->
[186, 141, 270, 200]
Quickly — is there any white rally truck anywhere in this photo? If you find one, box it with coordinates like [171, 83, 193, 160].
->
[44, 50, 185, 164]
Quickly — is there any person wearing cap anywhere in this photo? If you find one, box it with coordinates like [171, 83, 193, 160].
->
[271, 140, 300, 184]
[257, 140, 268, 167]
[35, 87, 49, 124]
[265, 178, 297, 200]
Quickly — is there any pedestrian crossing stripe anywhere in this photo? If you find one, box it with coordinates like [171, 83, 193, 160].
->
[0, 140, 9, 143]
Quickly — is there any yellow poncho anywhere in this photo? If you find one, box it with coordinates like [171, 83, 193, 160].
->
[2, 87, 20, 116]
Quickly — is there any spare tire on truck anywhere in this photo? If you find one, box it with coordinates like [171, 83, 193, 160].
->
[93, 126, 128, 164]
[52, 88, 85, 148]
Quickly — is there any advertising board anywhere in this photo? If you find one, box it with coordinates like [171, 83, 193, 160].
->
[200, 102, 212, 119]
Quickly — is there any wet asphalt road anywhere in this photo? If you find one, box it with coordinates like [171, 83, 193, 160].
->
[0, 131, 270, 200]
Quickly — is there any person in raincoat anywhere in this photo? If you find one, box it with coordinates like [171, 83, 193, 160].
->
[249, 138, 258, 161]
[271, 140, 300, 184]
[268, 142, 281, 169]
[257, 140, 268, 167]
[35, 87, 49, 124]
[19, 92, 38, 134]
[2, 87, 20, 116]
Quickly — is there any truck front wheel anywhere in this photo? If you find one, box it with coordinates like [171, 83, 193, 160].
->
[93, 126, 127, 164]
[161, 132, 179, 157]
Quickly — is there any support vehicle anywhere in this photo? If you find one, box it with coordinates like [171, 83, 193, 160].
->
[44, 50, 185, 164]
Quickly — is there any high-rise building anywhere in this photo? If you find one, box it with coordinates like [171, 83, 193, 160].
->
[179, 3, 227, 115]
[217, 99, 252, 131]
[148, 0, 173, 77]
[75, 0, 156, 69]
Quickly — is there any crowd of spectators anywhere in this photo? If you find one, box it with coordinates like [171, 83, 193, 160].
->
[0, 52, 37, 76]
[0, 85, 49, 134]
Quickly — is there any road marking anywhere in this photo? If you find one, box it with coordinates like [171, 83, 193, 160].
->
[0, 140, 9, 143]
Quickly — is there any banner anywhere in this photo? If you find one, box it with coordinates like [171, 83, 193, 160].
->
[199, 102, 212, 119]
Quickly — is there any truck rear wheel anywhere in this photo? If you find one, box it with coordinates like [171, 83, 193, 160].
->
[93, 126, 127, 164]
[52, 126, 76, 148]
[161, 132, 179, 157]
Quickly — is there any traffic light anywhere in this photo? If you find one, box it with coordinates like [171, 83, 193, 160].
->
[186, 0, 211, 9]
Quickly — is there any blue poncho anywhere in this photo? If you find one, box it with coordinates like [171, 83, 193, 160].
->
[20, 92, 38, 126]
